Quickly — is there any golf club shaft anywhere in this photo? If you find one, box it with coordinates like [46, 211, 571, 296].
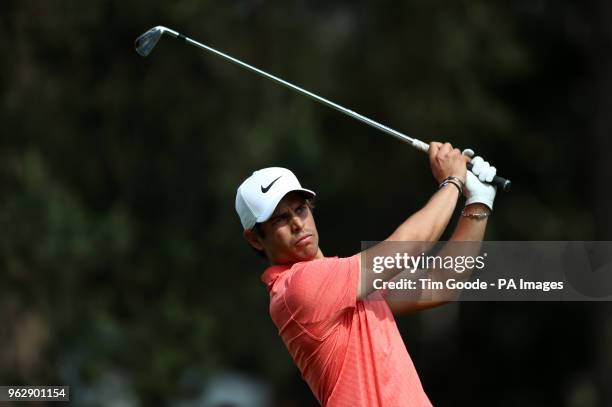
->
[142, 27, 511, 191]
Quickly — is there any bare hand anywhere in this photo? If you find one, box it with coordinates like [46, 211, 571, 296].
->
[428, 142, 467, 184]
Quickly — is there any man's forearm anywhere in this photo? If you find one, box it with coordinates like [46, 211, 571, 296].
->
[387, 185, 460, 242]
[448, 203, 489, 242]
[358, 185, 461, 299]
[418, 203, 490, 303]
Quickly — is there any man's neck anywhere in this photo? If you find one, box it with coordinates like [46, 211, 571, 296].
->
[271, 248, 325, 266]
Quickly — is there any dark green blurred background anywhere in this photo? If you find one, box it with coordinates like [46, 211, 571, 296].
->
[1, 1, 611, 406]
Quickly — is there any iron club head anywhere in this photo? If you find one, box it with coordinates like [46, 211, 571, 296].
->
[134, 26, 180, 57]
[134, 27, 163, 57]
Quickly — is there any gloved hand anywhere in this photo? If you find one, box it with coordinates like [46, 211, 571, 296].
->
[462, 149, 497, 210]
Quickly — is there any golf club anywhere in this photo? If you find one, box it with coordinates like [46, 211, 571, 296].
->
[135, 25, 511, 191]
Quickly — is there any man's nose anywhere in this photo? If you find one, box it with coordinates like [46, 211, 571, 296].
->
[290, 212, 304, 231]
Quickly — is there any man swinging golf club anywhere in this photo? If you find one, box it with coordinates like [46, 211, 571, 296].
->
[235, 142, 498, 406]
[134, 24, 508, 406]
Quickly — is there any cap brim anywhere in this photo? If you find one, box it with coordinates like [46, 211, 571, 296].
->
[255, 188, 316, 225]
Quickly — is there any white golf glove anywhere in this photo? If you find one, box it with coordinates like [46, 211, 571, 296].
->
[462, 149, 497, 210]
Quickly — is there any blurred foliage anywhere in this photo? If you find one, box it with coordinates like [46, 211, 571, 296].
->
[1, 0, 611, 406]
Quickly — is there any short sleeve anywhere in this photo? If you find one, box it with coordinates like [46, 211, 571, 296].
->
[283, 255, 360, 333]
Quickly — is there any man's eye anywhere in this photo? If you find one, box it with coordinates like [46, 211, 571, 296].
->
[272, 215, 289, 225]
[296, 204, 306, 213]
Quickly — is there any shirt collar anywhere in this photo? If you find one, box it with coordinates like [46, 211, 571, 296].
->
[261, 263, 291, 288]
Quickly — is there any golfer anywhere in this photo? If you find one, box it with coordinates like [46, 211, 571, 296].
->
[235, 142, 497, 406]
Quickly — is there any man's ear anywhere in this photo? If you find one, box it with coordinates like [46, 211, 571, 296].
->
[244, 228, 265, 251]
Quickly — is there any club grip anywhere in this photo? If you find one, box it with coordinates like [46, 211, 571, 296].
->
[466, 163, 511, 192]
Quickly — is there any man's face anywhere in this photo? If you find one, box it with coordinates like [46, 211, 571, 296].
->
[245, 192, 322, 264]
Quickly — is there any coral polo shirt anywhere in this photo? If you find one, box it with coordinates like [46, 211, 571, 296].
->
[261, 255, 432, 406]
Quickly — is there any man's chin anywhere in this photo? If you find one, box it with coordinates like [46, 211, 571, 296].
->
[274, 242, 320, 264]
[292, 246, 319, 262]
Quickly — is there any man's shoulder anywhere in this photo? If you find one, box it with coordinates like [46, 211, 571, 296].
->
[283, 255, 360, 291]
[277, 255, 361, 326]
[263, 255, 359, 294]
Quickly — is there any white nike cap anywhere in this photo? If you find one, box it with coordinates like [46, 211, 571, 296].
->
[235, 167, 316, 230]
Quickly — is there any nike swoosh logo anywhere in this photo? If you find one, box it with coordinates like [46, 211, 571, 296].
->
[261, 176, 282, 193]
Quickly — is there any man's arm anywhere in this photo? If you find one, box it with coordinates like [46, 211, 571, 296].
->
[385, 203, 490, 314]
[356, 142, 467, 299]
[385, 155, 498, 314]
[386, 184, 460, 242]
